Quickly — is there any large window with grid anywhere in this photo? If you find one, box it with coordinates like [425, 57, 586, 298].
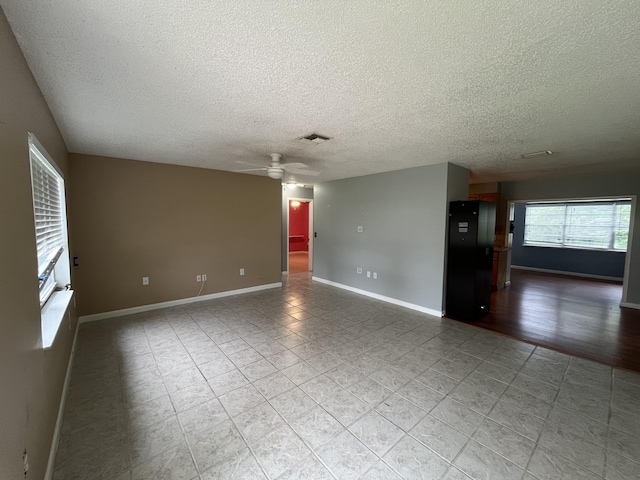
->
[29, 134, 70, 306]
[524, 200, 632, 251]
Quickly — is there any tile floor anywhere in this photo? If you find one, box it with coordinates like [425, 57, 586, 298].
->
[54, 274, 640, 479]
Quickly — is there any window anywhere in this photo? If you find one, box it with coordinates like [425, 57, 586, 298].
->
[29, 134, 71, 306]
[524, 199, 631, 251]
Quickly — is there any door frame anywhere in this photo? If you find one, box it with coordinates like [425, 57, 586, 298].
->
[285, 198, 313, 273]
[504, 194, 636, 305]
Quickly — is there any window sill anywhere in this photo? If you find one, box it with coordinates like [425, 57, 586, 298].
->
[41, 290, 73, 350]
[522, 243, 626, 253]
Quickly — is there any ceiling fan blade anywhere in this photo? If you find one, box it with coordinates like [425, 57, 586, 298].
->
[236, 160, 267, 168]
[284, 167, 320, 176]
[281, 162, 308, 170]
[233, 168, 267, 172]
[281, 163, 320, 176]
[236, 156, 318, 176]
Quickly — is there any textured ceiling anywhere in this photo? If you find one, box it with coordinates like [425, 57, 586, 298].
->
[2, 0, 640, 184]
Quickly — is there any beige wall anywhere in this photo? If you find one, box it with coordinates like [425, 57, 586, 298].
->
[0, 8, 77, 479]
[68, 154, 282, 316]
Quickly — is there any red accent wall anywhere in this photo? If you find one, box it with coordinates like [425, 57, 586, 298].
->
[289, 201, 309, 252]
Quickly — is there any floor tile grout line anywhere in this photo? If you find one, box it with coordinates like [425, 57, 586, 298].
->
[224, 376, 331, 479]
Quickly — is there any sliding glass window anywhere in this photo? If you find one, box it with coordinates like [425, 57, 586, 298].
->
[524, 200, 631, 251]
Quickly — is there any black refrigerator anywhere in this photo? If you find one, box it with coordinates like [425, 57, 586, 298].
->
[445, 200, 496, 321]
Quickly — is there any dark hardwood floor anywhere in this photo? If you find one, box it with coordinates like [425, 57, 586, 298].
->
[456, 269, 640, 372]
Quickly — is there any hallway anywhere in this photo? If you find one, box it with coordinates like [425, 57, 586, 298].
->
[288, 251, 309, 274]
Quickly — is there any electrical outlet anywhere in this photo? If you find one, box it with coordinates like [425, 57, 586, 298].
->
[240, 268, 245, 276]
[196, 275, 202, 282]
[356, 267, 362, 274]
[202, 274, 207, 281]
[357, 226, 363, 232]
[373, 272, 378, 279]
[142, 276, 149, 285]
[366, 271, 371, 278]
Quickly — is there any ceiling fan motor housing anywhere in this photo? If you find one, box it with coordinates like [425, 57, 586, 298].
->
[267, 168, 284, 179]
[267, 153, 284, 179]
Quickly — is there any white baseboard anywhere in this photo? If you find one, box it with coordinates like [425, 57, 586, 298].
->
[312, 276, 442, 317]
[511, 265, 623, 282]
[44, 318, 80, 480]
[620, 302, 640, 310]
[79, 282, 282, 323]
[282, 271, 289, 275]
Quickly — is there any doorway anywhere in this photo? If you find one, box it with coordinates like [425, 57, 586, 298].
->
[287, 199, 313, 273]
[503, 196, 635, 305]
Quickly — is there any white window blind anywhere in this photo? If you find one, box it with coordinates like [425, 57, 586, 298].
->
[29, 137, 66, 305]
[524, 200, 631, 251]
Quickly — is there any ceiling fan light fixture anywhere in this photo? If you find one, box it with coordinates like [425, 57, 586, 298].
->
[267, 169, 283, 179]
[521, 150, 553, 159]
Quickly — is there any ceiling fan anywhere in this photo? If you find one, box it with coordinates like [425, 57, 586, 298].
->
[234, 153, 320, 180]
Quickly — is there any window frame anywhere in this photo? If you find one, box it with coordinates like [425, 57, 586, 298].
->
[29, 133, 70, 306]
[28, 133, 73, 349]
[523, 199, 631, 252]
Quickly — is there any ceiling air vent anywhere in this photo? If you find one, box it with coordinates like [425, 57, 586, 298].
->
[298, 133, 331, 145]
